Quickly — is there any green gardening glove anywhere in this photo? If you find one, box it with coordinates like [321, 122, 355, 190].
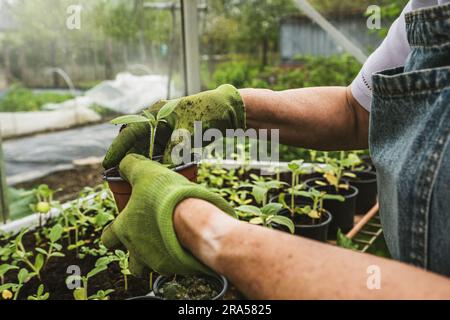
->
[101, 154, 235, 276]
[103, 84, 246, 169]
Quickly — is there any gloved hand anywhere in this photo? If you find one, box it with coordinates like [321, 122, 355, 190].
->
[103, 84, 246, 169]
[101, 154, 236, 276]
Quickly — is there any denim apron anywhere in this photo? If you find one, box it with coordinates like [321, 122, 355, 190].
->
[370, 3, 450, 277]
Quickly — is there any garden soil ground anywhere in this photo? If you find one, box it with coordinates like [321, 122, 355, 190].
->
[16, 164, 104, 202]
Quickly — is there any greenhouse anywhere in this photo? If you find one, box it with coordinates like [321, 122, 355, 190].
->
[0, 0, 449, 306]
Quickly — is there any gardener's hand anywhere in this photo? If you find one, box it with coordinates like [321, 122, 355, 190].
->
[101, 154, 235, 276]
[102, 84, 246, 169]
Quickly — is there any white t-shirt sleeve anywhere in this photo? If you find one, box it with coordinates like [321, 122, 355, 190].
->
[351, 2, 413, 111]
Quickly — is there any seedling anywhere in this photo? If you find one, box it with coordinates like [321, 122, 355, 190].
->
[236, 203, 295, 234]
[111, 100, 178, 160]
[30, 185, 59, 227]
[27, 284, 49, 300]
[279, 160, 310, 217]
[68, 263, 109, 300]
[288, 188, 344, 221]
[0, 268, 31, 300]
[11, 229, 44, 280]
[35, 224, 65, 265]
[315, 151, 356, 192]
[240, 174, 286, 206]
[112, 250, 131, 291]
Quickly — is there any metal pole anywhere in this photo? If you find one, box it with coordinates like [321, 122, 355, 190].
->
[294, 0, 368, 64]
[0, 131, 9, 224]
[181, 0, 201, 95]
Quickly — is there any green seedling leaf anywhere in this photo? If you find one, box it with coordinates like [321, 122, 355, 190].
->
[336, 230, 359, 250]
[34, 254, 44, 271]
[87, 265, 107, 279]
[73, 288, 87, 301]
[249, 217, 264, 225]
[252, 186, 266, 204]
[157, 99, 179, 120]
[35, 248, 47, 255]
[49, 224, 63, 243]
[17, 268, 29, 283]
[261, 203, 283, 216]
[142, 110, 156, 123]
[110, 115, 149, 125]
[235, 205, 261, 216]
[270, 216, 295, 234]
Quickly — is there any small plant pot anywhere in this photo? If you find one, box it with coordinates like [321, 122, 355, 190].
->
[104, 161, 198, 212]
[313, 185, 358, 240]
[153, 274, 228, 300]
[270, 194, 331, 242]
[346, 171, 378, 215]
[280, 208, 332, 242]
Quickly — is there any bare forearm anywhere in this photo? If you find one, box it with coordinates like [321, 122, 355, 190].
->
[240, 86, 369, 150]
[174, 199, 450, 300]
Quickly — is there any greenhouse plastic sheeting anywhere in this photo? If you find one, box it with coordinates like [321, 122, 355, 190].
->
[4, 123, 118, 185]
[85, 72, 173, 114]
[0, 106, 101, 139]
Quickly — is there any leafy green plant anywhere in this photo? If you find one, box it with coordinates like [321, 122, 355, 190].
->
[111, 100, 178, 160]
[315, 152, 356, 192]
[240, 174, 286, 206]
[236, 203, 295, 233]
[279, 160, 310, 216]
[88, 289, 114, 300]
[284, 188, 344, 221]
[0, 268, 31, 300]
[68, 263, 109, 301]
[35, 224, 65, 265]
[27, 284, 50, 300]
[11, 229, 44, 280]
[0, 84, 74, 112]
[109, 250, 131, 292]
[336, 229, 359, 250]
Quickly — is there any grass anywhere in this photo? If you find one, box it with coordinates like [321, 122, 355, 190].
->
[0, 85, 74, 112]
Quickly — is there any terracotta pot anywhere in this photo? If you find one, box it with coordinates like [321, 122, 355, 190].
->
[104, 162, 198, 212]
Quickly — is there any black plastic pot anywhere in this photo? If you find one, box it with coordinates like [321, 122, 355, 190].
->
[313, 185, 358, 240]
[270, 195, 331, 242]
[346, 171, 378, 215]
[360, 155, 376, 172]
[153, 274, 228, 300]
[279, 208, 332, 242]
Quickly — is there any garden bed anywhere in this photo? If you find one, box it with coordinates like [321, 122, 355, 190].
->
[1, 153, 386, 300]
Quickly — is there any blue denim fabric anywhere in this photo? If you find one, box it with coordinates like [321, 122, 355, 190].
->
[370, 3, 450, 277]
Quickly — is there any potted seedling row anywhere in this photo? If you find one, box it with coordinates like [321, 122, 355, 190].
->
[104, 103, 198, 212]
[304, 152, 359, 240]
[270, 160, 342, 242]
